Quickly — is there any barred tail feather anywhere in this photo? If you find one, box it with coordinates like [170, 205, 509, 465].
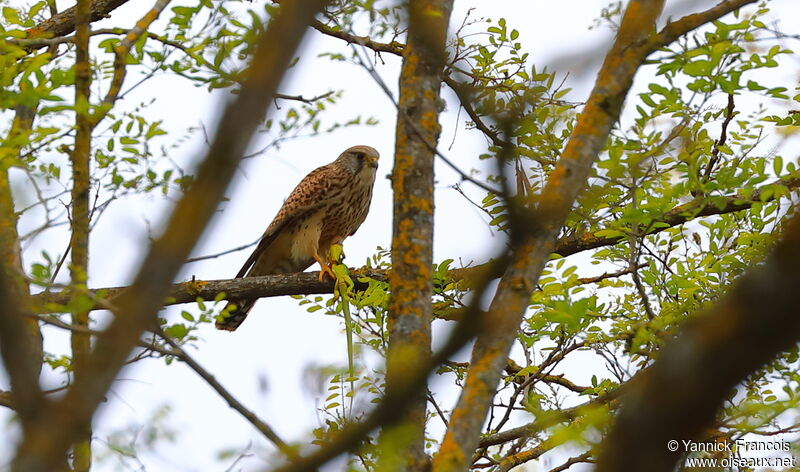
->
[215, 299, 257, 331]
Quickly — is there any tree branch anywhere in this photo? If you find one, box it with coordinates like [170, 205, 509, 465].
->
[431, 3, 668, 469]
[497, 435, 559, 472]
[24, 0, 133, 42]
[597, 209, 800, 471]
[547, 451, 593, 472]
[10, 1, 328, 470]
[379, 1, 453, 470]
[155, 327, 293, 456]
[479, 384, 625, 448]
[442, 76, 507, 148]
[90, 0, 173, 126]
[0, 78, 44, 451]
[0, 268, 44, 432]
[68, 0, 94, 466]
[310, 19, 405, 55]
[0, 391, 15, 410]
[651, 0, 759, 51]
[30, 174, 800, 313]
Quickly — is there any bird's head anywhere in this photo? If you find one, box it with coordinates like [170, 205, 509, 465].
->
[337, 145, 379, 174]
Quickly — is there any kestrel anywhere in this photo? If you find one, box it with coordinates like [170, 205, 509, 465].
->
[215, 145, 380, 331]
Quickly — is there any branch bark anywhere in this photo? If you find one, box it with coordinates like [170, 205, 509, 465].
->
[67, 0, 93, 466]
[24, 0, 133, 42]
[654, 0, 759, 47]
[431, 2, 668, 470]
[30, 173, 800, 313]
[0, 79, 44, 460]
[596, 209, 800, 472]
[10, 1, 327, 470]
[0, 265, 44, 436]
[0, 390, 15, 409]
[379, 1, 453, 470]
[90, 0, 173, 126]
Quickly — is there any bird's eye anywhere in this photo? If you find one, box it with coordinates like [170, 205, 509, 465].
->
[354, 152, 365, 159]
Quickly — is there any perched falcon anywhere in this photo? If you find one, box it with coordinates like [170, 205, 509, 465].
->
[215, 145, 380, 331]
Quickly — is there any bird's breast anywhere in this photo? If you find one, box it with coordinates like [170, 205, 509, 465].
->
[290, 211, 325, 262]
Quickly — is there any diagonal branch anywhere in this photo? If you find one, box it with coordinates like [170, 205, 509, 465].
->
[651, 0, 759, 50]
[10, 1, 328, 470]
[17, 314, 291, 455]
[0, 391, 15, 410]
[90, 0, 173, 126]
[430, 3, 670, 469]
[155, 328, 293, 456]
[24, 0, 133, 41]
[442, 76, 507, 149]
[480, 384, 624, 449]
[596, 208, 800, 472]
[310, 19, 405, 55]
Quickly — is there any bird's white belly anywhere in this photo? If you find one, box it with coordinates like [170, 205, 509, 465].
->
[291, 211, 325, 262]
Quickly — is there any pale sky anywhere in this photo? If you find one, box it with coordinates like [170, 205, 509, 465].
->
[1, 0, 798, 470]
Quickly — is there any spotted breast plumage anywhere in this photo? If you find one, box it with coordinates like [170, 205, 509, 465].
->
[215, 145, 380, 331]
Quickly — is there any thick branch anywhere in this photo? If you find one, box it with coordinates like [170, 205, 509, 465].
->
[68, 0, 93, 467]
[0, 269, 44, 430]
[651, 0, 759, 51]
[554, 175, 800, 256]
[597, 209, 800, 471]
[11, 1, 327, 470]
[0, 391, 14, 410]
[0, 98, 44, 439]
[24, 0, 133, 41]
[431, 3, 667, 470]
[32, 270, 368, 310]
[30, 175, 800, 312]
[380, 1, 453, 470]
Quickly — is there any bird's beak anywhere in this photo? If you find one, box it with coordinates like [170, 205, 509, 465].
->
[366, 155, 379, 169]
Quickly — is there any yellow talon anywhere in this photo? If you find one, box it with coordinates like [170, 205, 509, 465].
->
[314, 253, 336, 281]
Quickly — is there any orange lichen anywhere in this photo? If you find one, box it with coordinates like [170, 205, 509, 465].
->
[181, 279, 208, 297]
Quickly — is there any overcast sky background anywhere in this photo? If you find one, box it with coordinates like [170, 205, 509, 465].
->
[1, 0, 799, 470]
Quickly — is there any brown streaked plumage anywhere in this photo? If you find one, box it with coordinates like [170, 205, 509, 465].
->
[216, 145, 380, 331]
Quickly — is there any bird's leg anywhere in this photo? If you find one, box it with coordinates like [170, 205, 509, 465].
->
[313, 252, 336, 281]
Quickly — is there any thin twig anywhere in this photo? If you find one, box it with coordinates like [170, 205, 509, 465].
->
[185, 238, 260, 264]
[310, 17, 505, 196]
[701, 93, 736, 182]
[155, 327, 293, 456]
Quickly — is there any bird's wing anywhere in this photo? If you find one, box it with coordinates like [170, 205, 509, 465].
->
[235, 163, 349, 278]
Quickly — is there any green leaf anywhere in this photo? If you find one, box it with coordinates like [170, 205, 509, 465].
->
[165, 323, 189, 339]
[683, 60, 712, 77]
[772, 156, 782, 177]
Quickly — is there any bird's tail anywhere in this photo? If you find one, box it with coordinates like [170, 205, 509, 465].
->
[215, 299, 256, 331]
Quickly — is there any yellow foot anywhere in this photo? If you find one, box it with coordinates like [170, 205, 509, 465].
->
[318, 263, 335, 281]
[314, 253, 336, 281]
